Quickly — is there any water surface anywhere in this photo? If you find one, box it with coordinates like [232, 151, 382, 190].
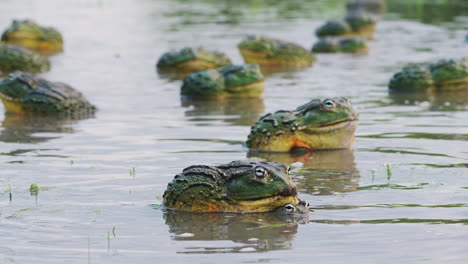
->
[0, 0, 467, 263]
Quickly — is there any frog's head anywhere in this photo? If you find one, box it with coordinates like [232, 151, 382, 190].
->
[295, 97, 359, 133]
[430, 58, 468, 82]
[180, 69, 225, 98]
[389, 63, 433, 92]
[219, 64, 264, 95]
[315, 20, 352, 37]
[0, 72, 37, 101]
[237, 35, 277, 54]
[221, 160, 299, 209]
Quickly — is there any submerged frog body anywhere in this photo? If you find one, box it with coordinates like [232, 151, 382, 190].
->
[237, 35, 315, 68]
[247, 98, 359, 152]
[312, 37, 368, 54]
[181, 64, 264, 98]
[316, 13, 377, 40]
[163, 160, 304, 213]
[1, 20, 63, 56]
[156, 47, 232, 78]
[0, 72, 95, 114]
[0, 44, 50, 75]
[389, 58, 468, 92]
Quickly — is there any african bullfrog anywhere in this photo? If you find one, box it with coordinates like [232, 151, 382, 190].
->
[157, 47, 232, 79]
[237, 35, 315, 68]
[316, 13, 377, 40]
[0, 44, 50, 75]
[0, 72, 95, 115]
[1, 20, 63, 56]
[162, 160, 307, 213]
[312, 37, 368, 54]
[389, 58, 468, 92]
[247, 97, 359, 152]
[181, 64, 264, 99]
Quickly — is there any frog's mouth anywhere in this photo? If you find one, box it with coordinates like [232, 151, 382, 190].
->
[305, 118, 358, 133]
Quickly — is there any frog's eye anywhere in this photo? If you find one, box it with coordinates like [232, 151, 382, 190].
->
[284, 204, 295, 213]
[286, 166, 291, 174]
[323, 99, 335, 109]
[254, 166, 267, 178]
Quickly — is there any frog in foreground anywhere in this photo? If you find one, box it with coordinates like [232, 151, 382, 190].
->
[389, 58, 468, 92]
[157, 47, 232, 78]
[237, 35, 315, 68]
[181, 64, 264, 99]
[247, 97, 359, 152]
[1, 20, 63, 56]
[0, 44, 50, 75]
[163, 160, 307, 213]
[0, 72, 95, 114]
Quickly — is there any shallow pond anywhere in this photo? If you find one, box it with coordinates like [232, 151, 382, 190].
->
[1, 0, 467, 263]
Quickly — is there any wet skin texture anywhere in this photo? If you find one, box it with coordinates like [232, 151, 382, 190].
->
[1, 20, 63, 56]
[247, 97, 359, 152]
[0, 72, 95, 115]
[162, 160, 304, 213]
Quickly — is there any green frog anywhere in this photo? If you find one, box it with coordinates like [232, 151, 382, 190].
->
[163, 160, 306, 213]
[247, 97, 359, 152]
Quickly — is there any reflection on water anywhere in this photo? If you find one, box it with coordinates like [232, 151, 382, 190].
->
[388, 90, 468, 111]
[310, 218, 468, 225]
[182, 97, 264, 126]
[0, 112, 93, 144]
[387, 0, 468, 25]
[164, 210, 307, 253]
[249, 149, 360, 195]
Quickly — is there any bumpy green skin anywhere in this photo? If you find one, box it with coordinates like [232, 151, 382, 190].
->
[0, 44, 50, 74]
[389, 58, 468, 92]
[181, 64, 264, 98]
[316, 15, 376, 39]
[312, 37, 367, 53]
[246, 97, 359, 152]
[163, 160, 301, 213]
[430, 58, 468, 82]
[157, 47, 232, 70]
[316, 20, 352, 38]
[345, 14, 377, 31]
[218, 64, 263, 91]
[181, 69, 225, 98]
[389, 64, 433, 92]
[0, 72, 96, 114]
[1, 20, 63, 55]
[238, 36, 315, 66]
